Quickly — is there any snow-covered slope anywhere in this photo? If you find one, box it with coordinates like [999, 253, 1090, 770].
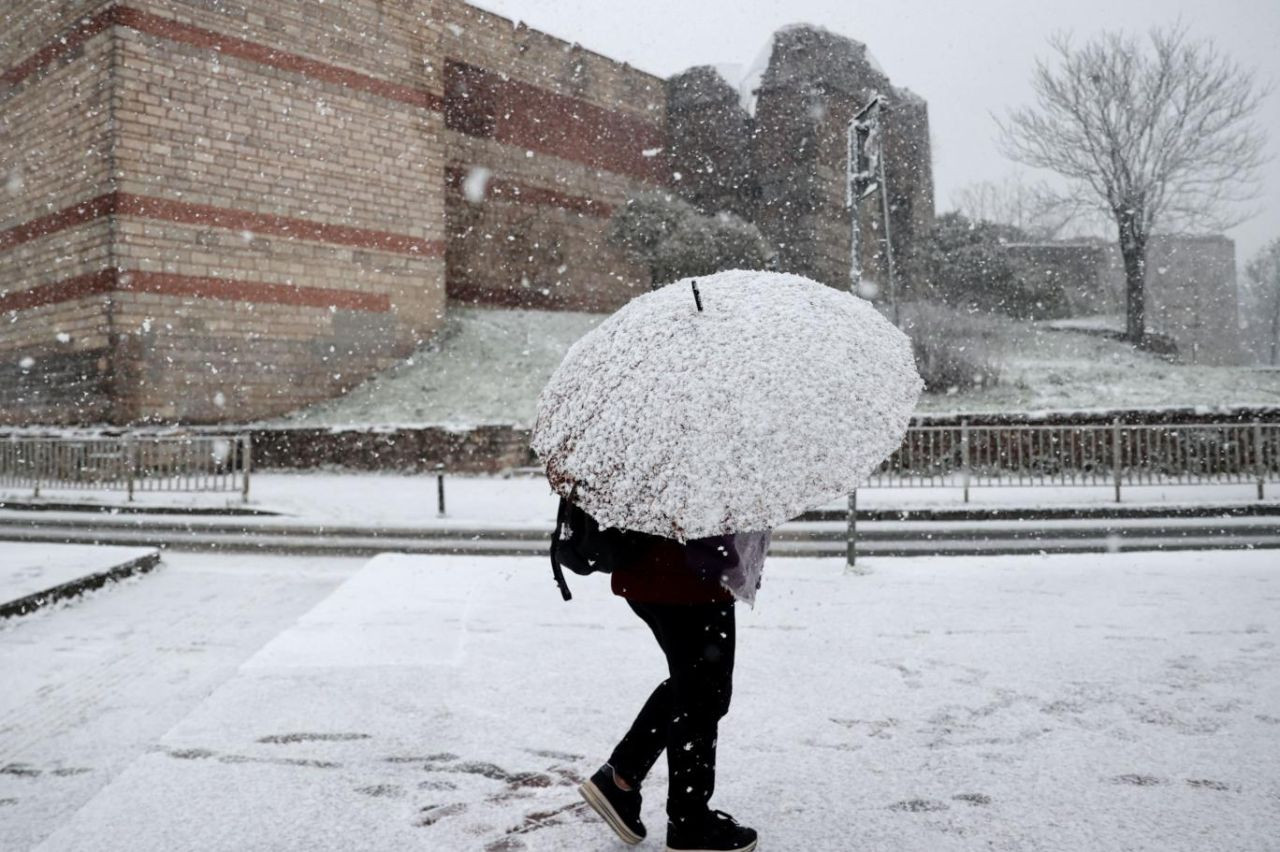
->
[275, 304, 1280, 429]
[272, 307, 605, 429]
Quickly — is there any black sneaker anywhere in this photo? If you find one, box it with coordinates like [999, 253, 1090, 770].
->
[666, 809, 758, 852]
[579, 763, 645, 845]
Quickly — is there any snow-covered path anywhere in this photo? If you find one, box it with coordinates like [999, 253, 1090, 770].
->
[17, 550, 1280, 851]
[0, 553, 362, 851]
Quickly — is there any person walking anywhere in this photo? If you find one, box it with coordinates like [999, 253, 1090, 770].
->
[578, 531, 762, 852]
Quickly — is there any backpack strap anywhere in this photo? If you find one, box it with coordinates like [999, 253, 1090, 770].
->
[550, 497, 573, 601]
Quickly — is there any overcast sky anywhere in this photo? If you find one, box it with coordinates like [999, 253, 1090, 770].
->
[471, 0, 1280, 267]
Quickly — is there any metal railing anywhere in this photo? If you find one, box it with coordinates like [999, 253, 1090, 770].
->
[0, 435, 251, 501]
[862, 419, 1279, 501]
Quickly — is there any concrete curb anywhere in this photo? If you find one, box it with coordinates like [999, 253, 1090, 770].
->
[0, 499, 277, 516]
[2, 520, 1278, 559]
[0, 549, 162, 619]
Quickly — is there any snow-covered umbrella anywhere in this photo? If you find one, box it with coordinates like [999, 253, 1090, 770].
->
[532, 269, 922, 543]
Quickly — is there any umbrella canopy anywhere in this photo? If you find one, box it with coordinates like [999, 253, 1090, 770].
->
[532, 270, 923, 541]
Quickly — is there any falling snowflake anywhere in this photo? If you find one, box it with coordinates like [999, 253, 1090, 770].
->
[462, 166, 492, 203]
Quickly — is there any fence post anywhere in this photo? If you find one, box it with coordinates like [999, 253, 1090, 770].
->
[241, 434, 252, 502]
[33, 442, 41, 499]
[436, 463, 446, 517]
[1256, 420, 1266, 501]
[1112, 417, 1122, 503]
[960, 419, 970, 503]
[126, 436, 135, 502]
[846, 489, 857, 568]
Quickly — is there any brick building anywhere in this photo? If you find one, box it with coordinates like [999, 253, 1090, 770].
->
[1, 1, 933, 425]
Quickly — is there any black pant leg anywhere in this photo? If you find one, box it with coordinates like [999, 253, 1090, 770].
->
[656, 601, 736, 824]
[606, 599, 737, 818]
[607, 600, 673, 786]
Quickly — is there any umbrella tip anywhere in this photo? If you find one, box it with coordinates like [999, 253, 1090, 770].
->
[691, 280, 703, 312]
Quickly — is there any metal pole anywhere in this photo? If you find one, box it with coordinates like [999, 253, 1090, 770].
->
[436, 464, 446, 517]
[126, 436, 135, 502]
[960, 419, 970, 503]
[1112, 418, 1122, 504]
[876, 131, 899, 326]
[1255, 420, 1266, 500]
[846, 118, 862, 292]
[846, 489, 857, 568]
[241, 434, 252, 502]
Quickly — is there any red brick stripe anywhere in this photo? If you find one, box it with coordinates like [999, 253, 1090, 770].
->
[444, 60, 667, 184]
[2, 5, 443, 112]
[0, 268, 390, 314]
[0, 195, 116, 252]
[1, 9, 115, 87]
[0, 191, 445, 258]
[118, 270, 390, 311]
[0, 269, 116, 313]
[445, 166, 613, 218]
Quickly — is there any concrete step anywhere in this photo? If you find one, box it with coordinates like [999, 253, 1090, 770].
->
[2, 516, 1278, 558]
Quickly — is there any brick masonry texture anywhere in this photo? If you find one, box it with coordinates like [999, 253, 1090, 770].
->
[439, 0, 667, 311]
[2, 0, 936, 425]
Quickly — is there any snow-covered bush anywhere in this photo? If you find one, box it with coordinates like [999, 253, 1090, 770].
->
[915, 212, 1069, 320]
[897, 300, 1002, 394]
[607, 191, 775, 287]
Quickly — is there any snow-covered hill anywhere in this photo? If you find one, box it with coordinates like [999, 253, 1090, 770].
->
[273, 304, 1280, 428]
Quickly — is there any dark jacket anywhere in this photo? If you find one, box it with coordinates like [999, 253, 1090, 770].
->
[609, 533, 741, 605]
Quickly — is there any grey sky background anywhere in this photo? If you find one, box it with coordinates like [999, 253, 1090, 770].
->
[471, 0, 1280, 269]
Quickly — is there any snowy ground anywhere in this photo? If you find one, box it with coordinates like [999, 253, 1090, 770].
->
[0, 552, 362, 851]
[2, 473, 1273, 528]
[8, 550, 1278, 851]
[264, 305, 1280, 429]
[0, 544, 157, 605]
[272, 306, 605, 429]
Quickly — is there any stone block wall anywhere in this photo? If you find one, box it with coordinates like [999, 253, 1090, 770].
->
[439, 0, 664, 311]
[2, 0, 448, 424]
[1009, 235, 1244, 365]
[1004, 242, 1116, 317]
[1, 0, 118, 424]
[751, 26, 934, 292]
[665, 66, 756, 221]
[1143, 235, 1242, 366]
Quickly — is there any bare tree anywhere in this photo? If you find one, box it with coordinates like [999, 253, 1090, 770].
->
[1245, 238, 1280, 365]
[998, 26, 1268, 344]
[951, 174, 1086, 240]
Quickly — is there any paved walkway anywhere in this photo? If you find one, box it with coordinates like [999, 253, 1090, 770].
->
[0, 552, 362, 851]
[19, 551, 1280, 851]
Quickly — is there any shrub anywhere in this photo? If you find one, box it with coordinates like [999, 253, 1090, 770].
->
[916, 212, 1070, 320]
[897, 301, 1002, 394]
[607, 191, 775, 287]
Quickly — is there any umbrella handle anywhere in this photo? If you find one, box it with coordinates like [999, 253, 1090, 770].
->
[691, 280, 703, 312]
